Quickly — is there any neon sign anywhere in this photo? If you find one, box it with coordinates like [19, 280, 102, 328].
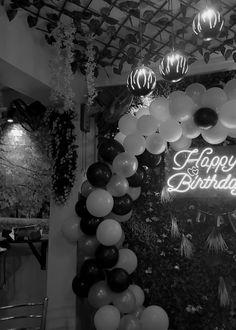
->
[167, 147, 236, 196]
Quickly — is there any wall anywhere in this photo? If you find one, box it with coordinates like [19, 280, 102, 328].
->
[0, 123, 50, 217]
[0, 243, 47, 329]
[46, 74, 97, 330]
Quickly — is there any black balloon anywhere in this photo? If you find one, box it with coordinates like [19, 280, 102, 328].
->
[112, 194, 133, 216]
[107, 268, 130, 293]
[98, 139, 125, 164]
[87, 162, 112, 187]
[127, 167, 146, 187]
[95, 244, 119, 269]
[80, 216, 103, 236]
[80, 259, 105, 285]
[72, 275, 91, 298]
[75, 197, 91, 218]
[193, 107, 218, 130]
[137, 150, 162, 168]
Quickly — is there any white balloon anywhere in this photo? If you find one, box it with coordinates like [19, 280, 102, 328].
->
[123, 133, 146, 155]
[219, 100, 236, 129]
[137, 115, 158, 136]
[169, 91, 196, 122]
[106, 174, 129, 197]
[115, 248, 138, 274]
[181, 118, 201, 139]
[170, 135, 192, 151]
[224, 79, 236, 100]
[114, 132, 126, 145]
[227, 127, 236, 138]
[118, 114, 137, 135]
[159, 119, 182, 142]
[129, 285, 145, 307]
[149, 97, 170, 124]
[86, 189, 114, 217]
[96, 219, 122, 246]
[94, 305, 120, 330]
[185, 83, 206, 104]
[201, 87, 227, 111]
[146, 133, 167, 154]
[127, 186, 141, 201]
[61, 215, 81, 243]
[201, 122, 227, 144]
[135, 106, 150, 119]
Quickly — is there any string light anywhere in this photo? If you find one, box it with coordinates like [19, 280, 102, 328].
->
[159, 50, 188, 83]
[192, 7, 224, 41]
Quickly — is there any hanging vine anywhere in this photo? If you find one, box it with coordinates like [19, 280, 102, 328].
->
[85, 34, 98, 108]
[49, 22, 76, 112]
[48, 22, 78, 204]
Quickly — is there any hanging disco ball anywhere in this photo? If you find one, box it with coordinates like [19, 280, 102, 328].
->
[127, 65, 156, 97]
[159, 50, 188, 83]
[192, 7, 224, 41]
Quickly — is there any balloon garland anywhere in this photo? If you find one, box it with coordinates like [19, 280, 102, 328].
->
[62, 78, 236, 330]
[67, 139, 169, 330]
[119, 78, 236, 151]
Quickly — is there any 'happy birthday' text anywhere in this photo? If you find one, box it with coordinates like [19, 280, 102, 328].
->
[167, 147, 236, 196]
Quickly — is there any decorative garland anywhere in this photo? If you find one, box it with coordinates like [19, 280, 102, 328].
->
[85, 34, 98, 108]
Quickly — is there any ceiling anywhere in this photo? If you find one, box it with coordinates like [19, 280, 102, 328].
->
[5, 0, 236, 76]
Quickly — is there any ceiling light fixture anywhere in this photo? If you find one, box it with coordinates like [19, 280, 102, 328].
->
[159, 50, 188, 83]
[192, 7, 224, 41]
[127, 65, 156, 97]
[127, 0, 156, 96]
[159, 0, 188, 83]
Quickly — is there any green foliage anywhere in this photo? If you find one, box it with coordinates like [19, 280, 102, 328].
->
[48, 107, 77, 204]
[124, 165, 236, 330]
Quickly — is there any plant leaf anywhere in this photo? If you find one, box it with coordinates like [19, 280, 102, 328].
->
[224, 49, 232, 60]
[102, 16, 118, 25]
[27, 15, 38, 28]
[233, 51, 236, 63]
[204, 51, 210, 63]
[46, 22, 57, 33]
[6, 9, 18, 21]
[143, 10, 155, 21]
[180, 3, 187, 17]
[198, 47, 203, 56]
[46, 13, 58, 22]
[129, 9, 139, 18]
[125, 33, 137, 44]
[100, 7, 110, 16]
[219, 44, 226, 56]
[118, 1, 139, 11]
[32, 0, 44, 9]
[224, 38, 234, 46]
[113, 67, 122, 75]
[82, 10, 92, 20]
[188, 57, 197, 65]
[45, 34, 56, 45]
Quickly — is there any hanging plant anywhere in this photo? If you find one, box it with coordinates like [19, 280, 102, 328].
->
[85, 34, 98, 108]
[49, 22, 76, 112]
[48, 22, 78, 204]
[47, 107, 77, 204]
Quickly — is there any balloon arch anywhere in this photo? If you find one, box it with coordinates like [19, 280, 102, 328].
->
[62, 78, 236, 330]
